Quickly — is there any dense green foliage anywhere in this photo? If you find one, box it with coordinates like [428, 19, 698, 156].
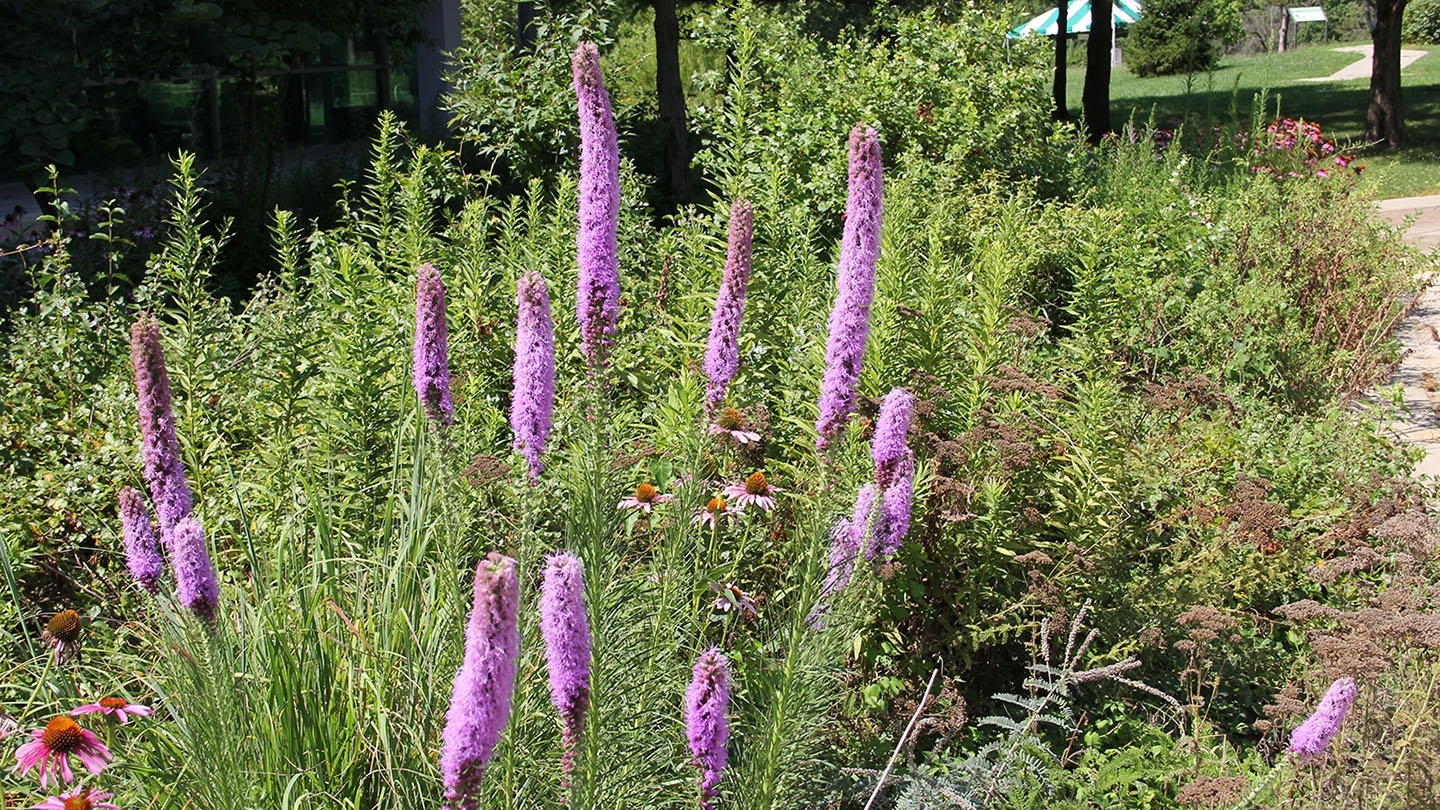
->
[1406, 0, 1440, 43]
[1125, 0, 1243, 76]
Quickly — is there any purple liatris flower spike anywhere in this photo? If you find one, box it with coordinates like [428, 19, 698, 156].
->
[872, 387, 913, 489]
[815, 125, 883, 455]
[539, 552, 592, 778]
[572, 42, 621, 373]
[824, 484, 876, 597]
[703, 198, 755, 413]
[1289, 676, 1358, 762]
[413, 263, 455, 426]
[442, 553, 521, 810]
[511, 271, 556, 482]
[118, 487, 162, 593]
[871, 451, 914, 559]
[130, 313, 193, 543]
[685, 648, 731, 810]
[169, 517, 219, 624]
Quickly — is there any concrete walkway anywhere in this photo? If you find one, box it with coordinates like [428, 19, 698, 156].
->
[1374, 197, 1440, 482]
[1302, 44, 1428, 82]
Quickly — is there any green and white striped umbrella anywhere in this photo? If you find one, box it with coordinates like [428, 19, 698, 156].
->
[1008, 0, 1144, 38]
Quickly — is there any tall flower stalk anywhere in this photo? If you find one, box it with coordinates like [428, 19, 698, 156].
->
[572, 41, 621, 374]
[704, 197, 755, 414]
[413, 263, 455, 427]
[130, 313, 194, 542]
[539, 552, 592, 783]
[512, 270, 556, 482]
[685, 648, 731, 810]
[118, 487, 163, 593]
[822, 484, 877, 598]
[815, 125, 884, 455]
[871, 451, 914, 559]
[169, 517, 219, 624]
[1289, 676, 1358, 761]
[872, 388, 913, 488]
[442, 553, 521, 809]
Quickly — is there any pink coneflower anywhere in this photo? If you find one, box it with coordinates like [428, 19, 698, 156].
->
[709, 582, 758, 618]
[1, 713, 15, 740]
[708, 408, 761, 445]
[13, 716, 112, 788]
[617, 483, 673, 513]
[32, 786, 119, 810]
[692, 497, 729, 529]
[71, 697, 154, 725]
[42, 610, 82, 665]
[722, 472, 780, 513]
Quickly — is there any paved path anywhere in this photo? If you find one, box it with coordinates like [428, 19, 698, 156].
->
[1374, 197, 1440, 481]
[1302, 44, 1428, 82]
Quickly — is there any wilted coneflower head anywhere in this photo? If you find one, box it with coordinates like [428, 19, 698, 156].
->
[119, 487, 163, 593]
[539, 552, 592, 777]
[169, 517, 219, 625]
[703, 198, 755, 413]
[872, 387, 913, 489]
[1289, 676, 1358, 762]
[572, 41, 621, 374]
[13, 715, 112, 788]
[870, 451, 914, 560]
[511, 270, 555, 482]
[685, 648, 731, 810]
[130, 313, 194, 541]
[442, 553, 521, 810]
[42, 610, 82, 665]
[815, 125, 883, 456]
[413, 263, 455, 427]
[709, 407, 761, 445]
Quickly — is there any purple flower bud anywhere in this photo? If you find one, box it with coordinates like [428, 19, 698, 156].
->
[1289, 677, 1358, 762]
[130, 313, 194, 542]
[870, 451, 914, 559]
[703, 198, 755, 413]
[511, 271, 556, 482]
[442, 553, 521, 809]
[872, 388, 913, 490]
[539, 552, 591, 778]
[824, 484, 877, 597]
[685, 648, 731, 809]
[413, 264, 455, 426]
[572, 42, 621, 373]
[816, 125, 883, 455]
[169, 517, 218, 624]
[119, 487, 163, 593]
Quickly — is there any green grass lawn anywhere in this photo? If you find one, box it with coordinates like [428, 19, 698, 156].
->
[1064, 42, 1440, 198]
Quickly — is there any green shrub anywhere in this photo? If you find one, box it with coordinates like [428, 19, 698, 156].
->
[1126, 0, 1242, 76]
[1405, 0, 1440, 43]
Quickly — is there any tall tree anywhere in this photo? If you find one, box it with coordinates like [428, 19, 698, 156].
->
[1082, 0, 1113, 142]
[653, 0, 693, 200]
[1053, 0, 1069, 120]
[1365, 0, 1409, 148]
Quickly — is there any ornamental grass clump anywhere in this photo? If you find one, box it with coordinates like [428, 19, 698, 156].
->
[571, 41, 621, 374]
[442, 553, 521, 809]
[815, 125, 883, 455]
[703, 198, 755, 414]
[413, 263, 455, 427]
[511, 270, 556, 481]
[118, 487, 162, 593]
[685, 648, 731, 810]
[539, 552, 592, 780]
[130, 312, 193, 541]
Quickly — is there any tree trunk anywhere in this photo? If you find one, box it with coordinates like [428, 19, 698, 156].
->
[1053, 0, 1069, 120]
[1082, 1, 1113, 143]
[1365, 0, 1408, 148]
[516, 2, 538, 54]
[653, 0, 693, 201]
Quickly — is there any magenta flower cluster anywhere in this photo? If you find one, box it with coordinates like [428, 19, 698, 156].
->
[118, 486, 162, 593]
[441, 553, 521, 810]
[170, 517, 219, 624]
[511, 270, 556, 482]
[539, 552, 592, 777]
[703, 198, 755, 413]
[413, 263, 455, 427]
[130, 313, 194, 541]
[572, 42, 622, 373]
[685, 648, 731, 809]
[815, 125, 883, 454]
[1288, 676, 1358, 762]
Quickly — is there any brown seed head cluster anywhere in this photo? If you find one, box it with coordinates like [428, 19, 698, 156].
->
[744, 472, 768, 495]
[46, 610, 82, 643]
[41, 716, 84, 752]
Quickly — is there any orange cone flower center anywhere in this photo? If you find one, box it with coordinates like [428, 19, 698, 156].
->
[47, 610, 81, 642]
[717, 408, 743, 430]
[64, 795, 94, 810]
[99, 697, 129, 710]
[744, 472, 768, 495]
[634, 483, 658, 503]
[706, 497, 726, 514]
[41, 716, 84, 752]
